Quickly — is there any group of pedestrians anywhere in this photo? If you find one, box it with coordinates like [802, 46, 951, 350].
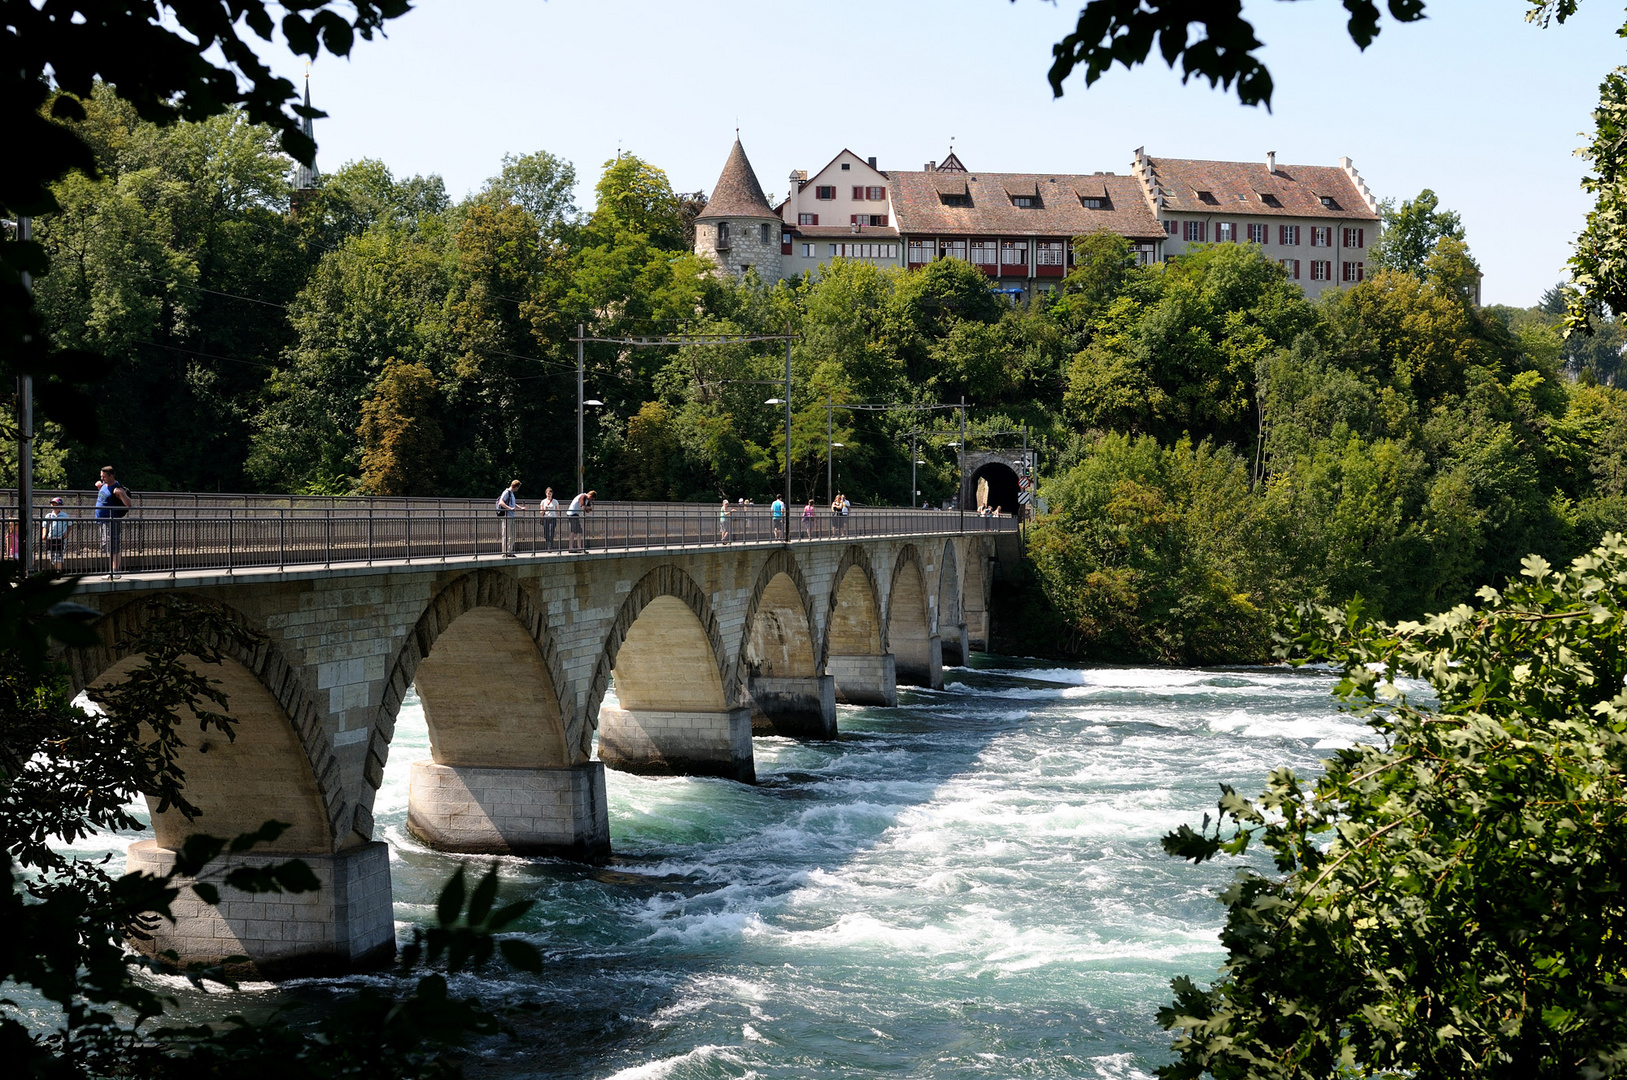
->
[718, 493, 852, 543]
[18, 466, 132, 577]
[495, 481, 595, 556]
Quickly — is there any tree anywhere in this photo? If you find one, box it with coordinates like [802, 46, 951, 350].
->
[1567, 65, 1627, 332]
[1368, 188, 1469, 276]
[359, 358, 442, 495]
[1158, 535, 1627, 1079]
[4, 1, 411, 445]
[482, 150, 578, 238]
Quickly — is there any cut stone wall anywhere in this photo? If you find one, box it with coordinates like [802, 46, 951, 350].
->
[696, 216, 784, 283]
[125, 839, 393, 976]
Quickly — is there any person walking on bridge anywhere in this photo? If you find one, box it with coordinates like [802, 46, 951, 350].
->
[496, 480, 524, 557]
[771, 495, 786, 542]
[566, 490, 594, 552]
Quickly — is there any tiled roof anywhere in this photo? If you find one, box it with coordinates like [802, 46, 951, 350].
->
[1139, 155, 1379, 220]
[888, 171, 1165, 241]
[696, 140, 777, 221]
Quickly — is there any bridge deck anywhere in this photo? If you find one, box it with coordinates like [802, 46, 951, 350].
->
[6, 494, 1016, 582]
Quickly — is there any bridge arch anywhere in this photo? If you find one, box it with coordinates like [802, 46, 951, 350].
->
[65, 596, 346, 851]
[590, 564, 733, 721]
[591, 564, 751, 780]
[738, 549, 833, 739]
[739, 548, 820, 683]
[887, 544, 940, 689]
[822, 545, 896, 706]
[383, 569, 577, 767]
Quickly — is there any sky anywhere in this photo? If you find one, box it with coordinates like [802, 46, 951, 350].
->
[267, 0, 1627, 307]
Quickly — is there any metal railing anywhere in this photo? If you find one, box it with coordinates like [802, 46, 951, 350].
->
[1, 492, 1017, 579]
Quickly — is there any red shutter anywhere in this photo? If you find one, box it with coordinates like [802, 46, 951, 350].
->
[850, 214, 858, 225]
[812, 214, 818, 226]
[1359, 228, 1365, 247]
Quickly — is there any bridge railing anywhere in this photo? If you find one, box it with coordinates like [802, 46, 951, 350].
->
[0, 494, 1016, 577]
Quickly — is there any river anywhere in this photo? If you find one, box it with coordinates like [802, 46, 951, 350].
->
[60, 655, 1365, 1078]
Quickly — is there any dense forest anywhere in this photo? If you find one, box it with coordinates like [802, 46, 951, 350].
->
[29, 84, 1627, 663]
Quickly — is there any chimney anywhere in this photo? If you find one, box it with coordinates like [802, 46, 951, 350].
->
[927, 161, 936, 171]
[1266, 150, 1277, 174]
[867, 156, 877, 168]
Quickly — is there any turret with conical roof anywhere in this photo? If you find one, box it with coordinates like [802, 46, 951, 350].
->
[694, 138, 783, 284]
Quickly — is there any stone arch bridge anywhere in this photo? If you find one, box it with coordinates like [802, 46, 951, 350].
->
[61, 521, 1003, 975]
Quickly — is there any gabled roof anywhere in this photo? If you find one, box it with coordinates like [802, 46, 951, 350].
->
[1136, 154, 1379, 220]
[936, 151, 967, 173]
[696, 139, 777, 221]
[889, 170, 1165, 240]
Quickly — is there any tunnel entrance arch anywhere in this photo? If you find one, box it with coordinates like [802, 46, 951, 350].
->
[959, 449, 1035, 516]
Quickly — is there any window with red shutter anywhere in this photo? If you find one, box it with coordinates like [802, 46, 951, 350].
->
[852, 186, 864, 200]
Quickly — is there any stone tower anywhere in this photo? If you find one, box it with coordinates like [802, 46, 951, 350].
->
[695, 139, 782, 283]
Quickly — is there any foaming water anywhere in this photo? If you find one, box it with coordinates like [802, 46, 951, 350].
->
[45, 657, 1360, 1077]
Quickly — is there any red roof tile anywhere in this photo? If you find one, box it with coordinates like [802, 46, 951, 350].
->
[1139, 156, 1379, 220]
[696, 140, 777, 221]
[889, 171, 1164, 241]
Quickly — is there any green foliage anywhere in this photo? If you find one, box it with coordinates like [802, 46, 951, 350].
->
[1030, 434, 1273, 664]
[1158, 535, 1627, 1078]
[1368, 188, 1468, 275]
[360, 358, 443, 495]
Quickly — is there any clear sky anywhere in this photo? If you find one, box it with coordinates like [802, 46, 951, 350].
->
[273, 0, 1626, 307]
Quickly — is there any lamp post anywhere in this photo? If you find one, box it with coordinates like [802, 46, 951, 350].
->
[576, 324, 586, 495]
[761, 324, 793, 538]
[958, 395, 966, 531]
[14, 216, 32, 574]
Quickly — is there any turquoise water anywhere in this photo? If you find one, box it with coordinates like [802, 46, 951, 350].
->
[50, 656, 1362, 1077]
[378, 657, 1359, 1078]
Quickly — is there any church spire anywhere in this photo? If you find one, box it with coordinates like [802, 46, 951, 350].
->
[292, 68, 320, 191]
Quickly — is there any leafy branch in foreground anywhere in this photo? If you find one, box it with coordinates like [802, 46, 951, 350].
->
[1158, 534, 1627, 1079]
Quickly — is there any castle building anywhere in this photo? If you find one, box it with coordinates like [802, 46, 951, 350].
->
[692, 139, 1382, 300]
[693, 139, 784, 283]
[1133, 148, 1381, 298]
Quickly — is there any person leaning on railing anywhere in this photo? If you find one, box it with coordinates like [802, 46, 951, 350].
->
[566, 490, 594, 552]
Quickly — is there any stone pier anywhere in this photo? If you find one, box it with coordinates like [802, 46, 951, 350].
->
[125, 840, 393, 976]
[596, 705, 756, 782]
[749, 674, 837, 738]
[407, 762, 609, 858]
[827, 653, 899, 706]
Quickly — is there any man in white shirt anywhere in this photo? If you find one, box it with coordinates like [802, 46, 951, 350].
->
[566, 490, 595, 552]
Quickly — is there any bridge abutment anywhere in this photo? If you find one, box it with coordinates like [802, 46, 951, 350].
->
[597, 705, 755, 782]
[827, 653, 898, 706]
[749, 674, 837, 738]
[407, 761, 609, 858]
[125, 840, 394, 975]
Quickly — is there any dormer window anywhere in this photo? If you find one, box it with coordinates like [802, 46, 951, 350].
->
[1081, 196, 1110, 210]
[1320, 195, 1339, 209]
[940, 193, 971, 207]
[1260, 193, 1282, 207]
[1012, 194, 1038, 208]
[1196, 190, 1219, 205]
